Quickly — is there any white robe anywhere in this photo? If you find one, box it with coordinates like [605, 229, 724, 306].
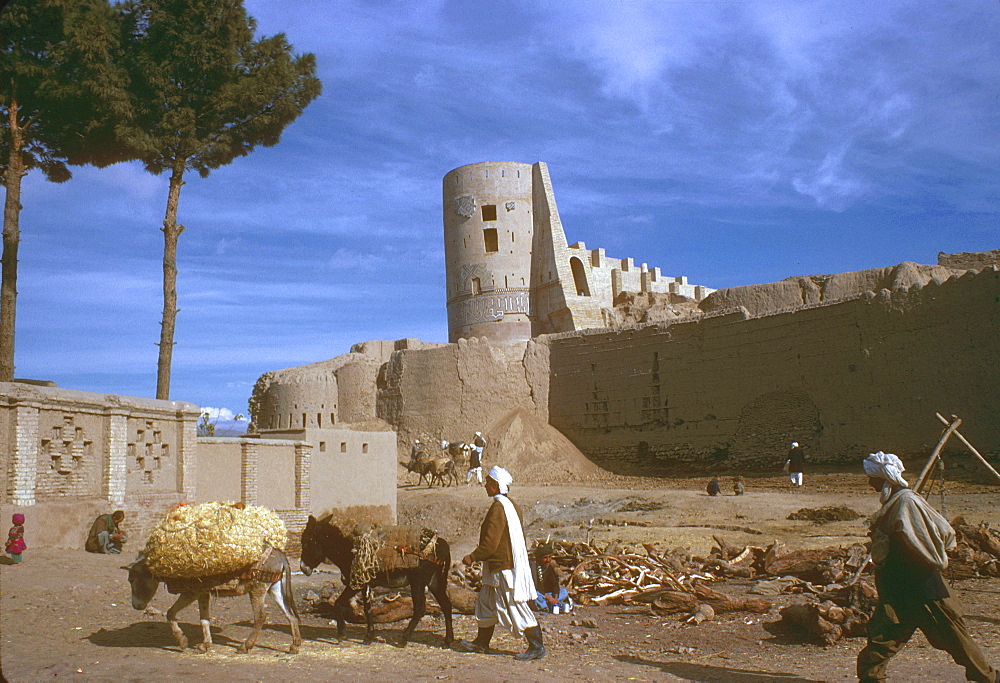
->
[475, 494, 538, 635]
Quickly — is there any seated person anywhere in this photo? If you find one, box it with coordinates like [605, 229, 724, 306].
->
[533, 544, 572, 613]
[733, 476, 745, 495]
[85, 510, 127, 554]
[706, 476, 721, 496]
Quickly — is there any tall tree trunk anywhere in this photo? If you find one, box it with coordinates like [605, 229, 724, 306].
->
[1, 98, 25, 383]
[156, 160, 185, 400]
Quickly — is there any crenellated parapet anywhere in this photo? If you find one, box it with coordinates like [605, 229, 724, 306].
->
[443, 161, 714, 344]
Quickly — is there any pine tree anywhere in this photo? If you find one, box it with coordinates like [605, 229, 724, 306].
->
[0, 0, 130, 381]
[118, 0, 321, 400]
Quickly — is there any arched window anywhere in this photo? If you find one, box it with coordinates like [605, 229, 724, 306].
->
[570, 257, 590, 296]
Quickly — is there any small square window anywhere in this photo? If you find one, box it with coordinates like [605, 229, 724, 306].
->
[340, 442, 347, 453]
[362, 443, 369, 454]
[319, 441, 326, 452]
[482, 204, 497, 221]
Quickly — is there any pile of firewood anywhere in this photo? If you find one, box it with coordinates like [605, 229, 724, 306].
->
[358, 518, 1000, 632]
[779, 582, 879, 645]
[948, 518, 1000, 579]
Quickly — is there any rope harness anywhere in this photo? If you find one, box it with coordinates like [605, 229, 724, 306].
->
[349, 527, 439, 590]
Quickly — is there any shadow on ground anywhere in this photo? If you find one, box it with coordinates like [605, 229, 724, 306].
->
[616, 654, 826, 682]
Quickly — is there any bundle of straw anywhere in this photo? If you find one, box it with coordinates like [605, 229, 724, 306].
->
[144, 502, 286, 579]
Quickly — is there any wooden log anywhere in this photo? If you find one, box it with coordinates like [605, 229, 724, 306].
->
[650, 585, 771, 614]
[779, 603, 843, 645]
[765, 549, 842, 583]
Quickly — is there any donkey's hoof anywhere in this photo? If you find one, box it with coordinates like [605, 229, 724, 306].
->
[194, 643, 211, 654]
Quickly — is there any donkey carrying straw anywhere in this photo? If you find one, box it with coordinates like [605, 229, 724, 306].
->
[299, 515, 454, 647]
[125, 547, 302, 654]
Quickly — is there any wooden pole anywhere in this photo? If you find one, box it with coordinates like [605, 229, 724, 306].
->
[935, 413, 1000, 485]
[849, 414, 1000, 586]
[913, 417, 962, 493]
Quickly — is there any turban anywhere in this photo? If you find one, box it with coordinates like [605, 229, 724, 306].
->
[12, 513, 24, 525]
[864, 451, 909, 489]
[487, 465, 513, 494]
[790, 442, 799, 448]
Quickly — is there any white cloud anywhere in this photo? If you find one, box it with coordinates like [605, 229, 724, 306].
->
[792, 147, 867, 210]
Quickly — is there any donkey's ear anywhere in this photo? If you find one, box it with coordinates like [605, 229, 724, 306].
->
[307, 515, 316, 523]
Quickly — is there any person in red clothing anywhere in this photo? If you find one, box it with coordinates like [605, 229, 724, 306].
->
[6, 513, 26, 564]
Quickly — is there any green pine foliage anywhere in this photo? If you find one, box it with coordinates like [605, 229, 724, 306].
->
[117, 0, 322, 177]
[1, 0, 130, 382]
[115, 0, 321, 399]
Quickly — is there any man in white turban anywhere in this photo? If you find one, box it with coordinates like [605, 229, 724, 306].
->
[786, 441, 806, 486]
[857, 452, 997, 682]
[467, 431, 486, 485]
[455, 465, 545, 661]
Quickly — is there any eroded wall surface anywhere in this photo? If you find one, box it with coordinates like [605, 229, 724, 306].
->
[376, 336, 548, 449]
[547, 267, 1000, 469]
[250, 339, 448, 432]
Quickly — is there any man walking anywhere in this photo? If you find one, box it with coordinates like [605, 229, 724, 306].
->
[787, 441, 806, 486]
[857, 451, 998, 682]
[467, 431, 486, 485]
[455, 465, 545, 660]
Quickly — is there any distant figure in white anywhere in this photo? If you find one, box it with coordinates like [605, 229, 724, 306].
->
[468, 432, 487, 484]
[786, 442, 806, 486]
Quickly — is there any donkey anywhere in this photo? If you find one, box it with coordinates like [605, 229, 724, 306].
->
[299, 515, 453, 647]
[400, 456, 455, 487]
[125, 547, 302, 654]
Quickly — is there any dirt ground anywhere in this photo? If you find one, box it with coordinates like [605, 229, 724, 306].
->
[2, 469, 999, 682]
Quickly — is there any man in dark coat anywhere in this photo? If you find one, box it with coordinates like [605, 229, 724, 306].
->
[787, 442, 806, 486]
[856, 451, 998, 682]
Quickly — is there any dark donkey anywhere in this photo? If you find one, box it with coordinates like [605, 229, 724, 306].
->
[299, 515, 454, 647]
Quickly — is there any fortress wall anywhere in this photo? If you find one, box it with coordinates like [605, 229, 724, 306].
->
[376, 337, 545, 453]
[250, 364, 340, 430]
[334, 358, 381, 424]
[938, 249, 1000, 270]
[566, 244, 711, 318]
[547, 268, 1000, 470]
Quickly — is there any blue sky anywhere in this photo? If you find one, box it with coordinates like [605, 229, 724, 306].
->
[11, 0, 999, 424]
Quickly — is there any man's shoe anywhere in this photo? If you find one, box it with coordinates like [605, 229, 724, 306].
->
[514, 626, 546, 661]
[455, 639, 486, 653]
[455, 626, 494, 654]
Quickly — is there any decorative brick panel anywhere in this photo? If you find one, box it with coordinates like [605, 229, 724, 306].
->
[10, 404, 40, 505]
[241, 441, 260, 505]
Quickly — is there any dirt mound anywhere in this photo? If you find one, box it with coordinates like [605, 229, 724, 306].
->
[787, 505, 862, 523]
[486, 407, 605, 483]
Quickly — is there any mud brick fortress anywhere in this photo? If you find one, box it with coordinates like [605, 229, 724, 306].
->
[250, 162, 1000, 472]
[4, 161, 998, 545]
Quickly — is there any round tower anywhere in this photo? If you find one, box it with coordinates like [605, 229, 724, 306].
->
[443, 162, 534, 343]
